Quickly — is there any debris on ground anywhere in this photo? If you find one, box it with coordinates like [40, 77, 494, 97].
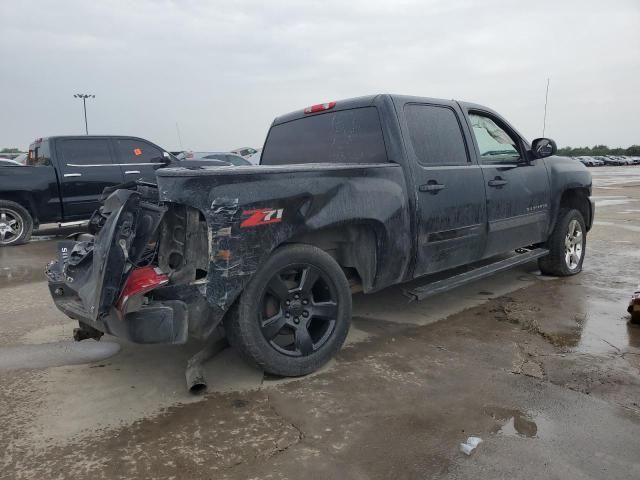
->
[460, 436, 483, 455]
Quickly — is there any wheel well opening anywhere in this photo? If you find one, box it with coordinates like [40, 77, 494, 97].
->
[0, 194, 36, 223]
[284, 224, 379, 292]
[342, 267, 364, 294]
[560, 188, 591, 229]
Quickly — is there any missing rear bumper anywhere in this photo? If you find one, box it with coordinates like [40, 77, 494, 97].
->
[48, 279, 189, 344]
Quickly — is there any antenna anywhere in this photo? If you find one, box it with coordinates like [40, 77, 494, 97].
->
[175, 122, 184, 150]
[542, 78, 550, 137]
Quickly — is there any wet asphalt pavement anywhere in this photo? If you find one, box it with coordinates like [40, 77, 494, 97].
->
[1, 166, 640, 479]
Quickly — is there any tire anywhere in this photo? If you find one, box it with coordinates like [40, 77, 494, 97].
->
[538, 208, 586, 276]
[0, 200, 33, 246]
[225, 244, 352, 376]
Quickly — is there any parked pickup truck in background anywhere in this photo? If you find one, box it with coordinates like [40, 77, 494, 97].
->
[0, 136, 229, 246]
[46, 94, 594, 387]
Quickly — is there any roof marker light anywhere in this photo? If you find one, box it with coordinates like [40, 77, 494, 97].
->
[304, 101, 336, 114]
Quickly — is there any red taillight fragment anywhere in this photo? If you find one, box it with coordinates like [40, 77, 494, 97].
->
[116, 266, 169, 314]
[303, 101, 336, 114]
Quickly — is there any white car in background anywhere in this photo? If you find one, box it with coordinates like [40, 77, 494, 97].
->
[0, 158, 23, 167]
[12, 153, 28, 165]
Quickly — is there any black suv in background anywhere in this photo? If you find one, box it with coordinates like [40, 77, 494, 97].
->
[0, 136, 173, 245]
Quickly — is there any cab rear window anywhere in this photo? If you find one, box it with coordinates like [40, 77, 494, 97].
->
[261, 107, 388, 165]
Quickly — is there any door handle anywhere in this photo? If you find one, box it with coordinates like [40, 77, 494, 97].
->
[488, 177, 508, 188]
[124, 170, 141, 175]
[63, 173, 82, 178]
[419, 181, 446, 194]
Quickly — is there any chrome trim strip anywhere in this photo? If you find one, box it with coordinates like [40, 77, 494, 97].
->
[66, 163, 160, 167]
[63, 173, 82, 177]
[427, 224, 483, 243]
[488, 211, 548, 232]
[124, 170, 141, 174]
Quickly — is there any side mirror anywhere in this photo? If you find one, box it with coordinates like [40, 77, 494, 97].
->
[531, 138, 557, 159]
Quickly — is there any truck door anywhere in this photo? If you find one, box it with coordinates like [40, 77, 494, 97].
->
[56, 138, 124, 220]
[465, 110, 551, 257]
[402, 102, 488, 277]
[112, 138, 166, 183]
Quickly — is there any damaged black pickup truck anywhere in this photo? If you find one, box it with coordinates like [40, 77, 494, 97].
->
[46, 94, 594, 386]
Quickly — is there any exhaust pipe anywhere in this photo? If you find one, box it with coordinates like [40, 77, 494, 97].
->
[185, 329, 227, 394]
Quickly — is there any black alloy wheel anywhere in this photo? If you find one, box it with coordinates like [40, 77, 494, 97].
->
[225, 244, 352, 377]
[260, 264, 339, 357]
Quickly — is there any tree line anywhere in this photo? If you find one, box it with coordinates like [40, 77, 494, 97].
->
[556, 145, 640, 157]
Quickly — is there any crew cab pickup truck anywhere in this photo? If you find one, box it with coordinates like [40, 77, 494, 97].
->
[46, 94, 594, 387]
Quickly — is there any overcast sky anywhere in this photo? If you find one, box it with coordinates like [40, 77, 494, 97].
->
[1, 0, 638, 151]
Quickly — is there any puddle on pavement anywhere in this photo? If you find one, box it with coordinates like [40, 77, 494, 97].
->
[0, 341, 121, 369]
[593, 221, 640, 233]
[592, 196, 637, 208]
[0, 264, 47, 287]
[0, 238, 57, 287]
[591, 167, 640, 188]
[486, 407, 547, 439]
[520, 281, 640, 355]
[573, 296, 640, 354]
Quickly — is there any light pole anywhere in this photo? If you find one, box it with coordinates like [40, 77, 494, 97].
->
[73, 93, 95, 135]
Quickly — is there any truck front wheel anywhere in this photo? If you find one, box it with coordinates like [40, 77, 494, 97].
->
[538, 208, 586, 276]
[225, 244, 352, 377]
[0, 200, 33, 246]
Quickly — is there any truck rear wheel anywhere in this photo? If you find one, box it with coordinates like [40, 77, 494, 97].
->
[538, 208, 586, 276]
[0, 200, 33, 246]
[225, 244, 352, 377]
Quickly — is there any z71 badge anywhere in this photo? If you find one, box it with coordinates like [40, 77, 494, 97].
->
[240, 208, 284, 228]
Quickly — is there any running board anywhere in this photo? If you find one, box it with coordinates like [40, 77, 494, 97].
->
[404, 248, 549, 302]
[36, 220, 89, 231]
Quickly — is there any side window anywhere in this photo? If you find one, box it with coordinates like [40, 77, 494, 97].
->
[404, 104, 469, 166]
[468, 113, 521, 163]
[261, 107, 388, 165]
[114, 139, 164, 164]
[28, 141, 51, 166]
[36, 141, 51, 166]
[58, 139, 112, 166]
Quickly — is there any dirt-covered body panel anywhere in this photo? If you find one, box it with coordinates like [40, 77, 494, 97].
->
[543, 156, 594, 231]
[155, 163, 412, 326]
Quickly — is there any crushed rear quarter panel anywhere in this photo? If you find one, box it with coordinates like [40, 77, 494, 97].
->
[156, 163, 411, 325]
